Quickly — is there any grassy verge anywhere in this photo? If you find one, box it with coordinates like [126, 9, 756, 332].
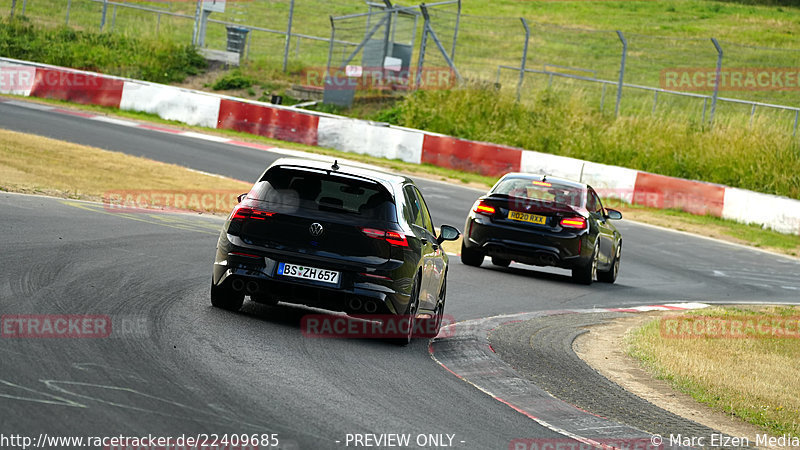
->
[626, 305, 800, 437]
[0, 128, 250, 214]
[0, 17, 205, 83]
[4, 94, 799, 257]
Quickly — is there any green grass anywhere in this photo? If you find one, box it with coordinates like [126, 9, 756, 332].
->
[627, 305, 800, 437]
[0, 16, 206, 83]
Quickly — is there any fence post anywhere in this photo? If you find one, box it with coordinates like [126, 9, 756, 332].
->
[415, 6, 430, 88]
[516, 18, 530, 102]
[614, 30, 627, 118]
[101, 0, 109, 31]
[10, 0, 16, 19]
[282, 0, 295, 73]
[21, 0, 26, 15]
[192, 0, 202, 46]
[65, 0, 71, 25]
[709, 38, 723, 127]
[450, 0, 461, 62]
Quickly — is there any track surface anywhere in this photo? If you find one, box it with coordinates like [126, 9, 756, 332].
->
[2, 100, 799, 449]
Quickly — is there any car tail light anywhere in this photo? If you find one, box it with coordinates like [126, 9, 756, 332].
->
[560, 217, 587, 229]
[362, 228, 409, 247]
[473, 200, 496, 215]
[230, 205, 275, 221]
[229, 251, 261, 258]
[532, 180, 552, 187]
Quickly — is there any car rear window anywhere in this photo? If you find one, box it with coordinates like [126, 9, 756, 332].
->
[492, 178, 584, 207]
[248, 167, 396, 221]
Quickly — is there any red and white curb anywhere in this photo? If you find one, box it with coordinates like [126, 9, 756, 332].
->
[428, 303, 709, 447]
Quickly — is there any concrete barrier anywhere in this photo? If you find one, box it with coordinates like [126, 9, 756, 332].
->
[317, 117, 423, 164]
[120, 82, 220, 128]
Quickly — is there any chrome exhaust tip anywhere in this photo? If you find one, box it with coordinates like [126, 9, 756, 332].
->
[348, 298, 363, 312]
[231, 278, 245, 292]
[363, 300, 378, 314]
[245, 280, 259, 294]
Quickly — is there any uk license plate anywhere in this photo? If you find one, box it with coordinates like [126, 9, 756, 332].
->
[508, 210, 547, 225]
[277, 262, 340, 284]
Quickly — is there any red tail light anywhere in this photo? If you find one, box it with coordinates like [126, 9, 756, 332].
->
[473, 200, 496, 215]
[362, 228, 409, 247]
[230, 205, 275, 221]
[560, 217, 587, 229]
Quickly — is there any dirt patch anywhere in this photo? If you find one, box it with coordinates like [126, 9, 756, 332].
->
[573, 312, 780, 447]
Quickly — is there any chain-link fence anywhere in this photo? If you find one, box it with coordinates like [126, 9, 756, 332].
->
[6, 0, 800, 132]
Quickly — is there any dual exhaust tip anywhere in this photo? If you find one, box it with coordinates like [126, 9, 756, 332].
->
[230, 278, 261, 295]
[348, 297, 378, 314]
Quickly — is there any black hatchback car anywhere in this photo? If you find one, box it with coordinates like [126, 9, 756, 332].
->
[211, 158, 460, 343]
[461, 173, 622, 285]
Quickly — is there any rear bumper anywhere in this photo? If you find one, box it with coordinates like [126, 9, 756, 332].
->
[212, 240, 408, 315]
[464, 216, 590, 268]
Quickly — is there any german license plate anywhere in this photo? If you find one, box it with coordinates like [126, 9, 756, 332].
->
[277, 262, 340, 284]
[508, 210, 547, 225]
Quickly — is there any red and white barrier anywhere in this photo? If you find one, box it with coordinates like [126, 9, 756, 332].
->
[120, 82, 220, 128]
[2, 56, 799, 235]
[317, 117, 423, 164]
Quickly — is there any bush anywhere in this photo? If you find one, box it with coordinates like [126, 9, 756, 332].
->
[211, 71, 256, 91]
[0, 18, 206, 84]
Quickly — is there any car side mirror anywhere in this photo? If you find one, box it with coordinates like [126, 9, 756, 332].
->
[605, 209, 622, 220]
[436, 224, 461, 244]
[237, 193, 248, 203]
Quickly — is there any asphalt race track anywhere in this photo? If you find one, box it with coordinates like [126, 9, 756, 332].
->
[2, 99, 799, 449]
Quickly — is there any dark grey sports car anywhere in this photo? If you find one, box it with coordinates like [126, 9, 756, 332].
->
[461, 173, 623, 285]
[211, 157, 460, 344]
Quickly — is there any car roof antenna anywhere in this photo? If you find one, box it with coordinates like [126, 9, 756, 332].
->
[542, 174, 547, 181]
[331, 160, 340, 171]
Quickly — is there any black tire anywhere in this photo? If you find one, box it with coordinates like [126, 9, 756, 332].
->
[572, 245, 598, 286]
[210, 279, 245, 311]
[460, 241, 484, 267]
[391, 276, 420, 346]
[420, 278, 447, 338]
[597, 243, 621, 284]
[491, 257, 511, 267]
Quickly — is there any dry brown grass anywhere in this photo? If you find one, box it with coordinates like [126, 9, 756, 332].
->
[627, 305, 800, 437]
[0, 129, 251, 214]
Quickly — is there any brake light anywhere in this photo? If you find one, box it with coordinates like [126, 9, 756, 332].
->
[473, 200, 496, 215]
[229, 251, 261, 258]
[362, 228, 409, 247]
[532, 180, 552, 187]
[230, 205, 275, 221]
[560, 217, 587, 229]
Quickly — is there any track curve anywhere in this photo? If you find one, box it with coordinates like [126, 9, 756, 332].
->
[1, 99, 799, 449]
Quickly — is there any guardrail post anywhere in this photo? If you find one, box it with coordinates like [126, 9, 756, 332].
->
[282, 0, 295, 72]
[65, 0, 71, 25]
[614, 30, 627, 118]
[709, 38, 723, 127]
[10, 0, 16, 19]
[516, 18, 530, 102]
[794, 111, 799, 138]
[21, 0, 26, 15]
